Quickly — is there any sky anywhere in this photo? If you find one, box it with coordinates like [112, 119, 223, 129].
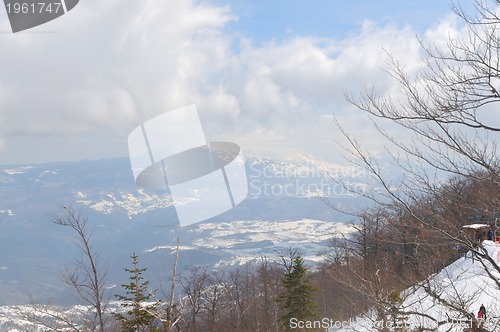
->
[0, 0, 477, 165]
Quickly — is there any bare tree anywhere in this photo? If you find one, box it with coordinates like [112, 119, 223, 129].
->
[178, 265, 209, 331]
[330, 0, 500, 328]
[220, 266, 253, 332]
[52, 206, 109, 332]
[174, 257, 285, 332]
[151, 239, 182, 332]
[10, 207, 110, 331]
[162, 239, 181, 331]
[202, 270, 228, 332]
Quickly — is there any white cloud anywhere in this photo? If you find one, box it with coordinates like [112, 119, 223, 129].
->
[0, 0, 236, 162]
[0, 0, 460, 164]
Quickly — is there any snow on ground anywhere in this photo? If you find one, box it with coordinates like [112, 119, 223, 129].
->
[75, 189, 174, 217]
[329, 241, 500, 331]
[0, 302, 126, 332]
[2, 166, 32, 175]
[145, 219, 356, 268]
[191, 219, 352, 248]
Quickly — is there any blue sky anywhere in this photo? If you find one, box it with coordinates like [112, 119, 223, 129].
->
[214, 0, 467, 40]
[0, 0, 477, 164]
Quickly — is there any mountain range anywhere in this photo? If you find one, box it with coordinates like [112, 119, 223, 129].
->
[0, 154, 365, 305]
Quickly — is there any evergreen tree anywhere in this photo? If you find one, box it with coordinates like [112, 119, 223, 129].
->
[114, 253, 160, 332]
[278, 254, 319, 331]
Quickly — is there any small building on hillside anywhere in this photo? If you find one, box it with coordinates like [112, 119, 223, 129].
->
[463, 223, 492, 244]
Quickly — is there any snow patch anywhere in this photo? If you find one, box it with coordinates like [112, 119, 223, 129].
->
[3, 166, 33, 175]
[0, 209, 14, 216]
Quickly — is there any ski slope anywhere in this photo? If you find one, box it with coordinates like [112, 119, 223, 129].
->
[331, 241, 500, 331]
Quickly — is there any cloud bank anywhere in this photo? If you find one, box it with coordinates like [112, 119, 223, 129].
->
[0, 0, 462, 164]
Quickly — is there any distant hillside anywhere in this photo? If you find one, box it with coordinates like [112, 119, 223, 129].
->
[0, 155, 366, 305]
